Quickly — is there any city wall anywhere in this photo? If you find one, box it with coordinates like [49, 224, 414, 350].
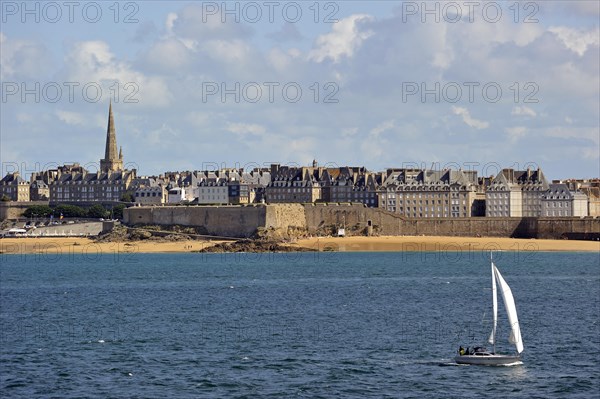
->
[123, 204, 600, 239]
[0, 201, 49, 221]
[124, 205, 269, 238]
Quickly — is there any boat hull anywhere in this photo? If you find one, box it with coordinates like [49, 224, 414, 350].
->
[454, 354, 522, 366]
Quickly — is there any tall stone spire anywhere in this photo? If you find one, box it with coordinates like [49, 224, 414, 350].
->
[100, 101, 124, 173]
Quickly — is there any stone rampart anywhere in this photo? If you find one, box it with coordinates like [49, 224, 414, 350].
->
[123, 203, 600, 239]
[124, 205, 267, 238]
[0, 201, 50, 221]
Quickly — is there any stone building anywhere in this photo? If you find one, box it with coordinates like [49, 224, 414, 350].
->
[132, 177, 168, 205]
[29, 177, 50, 201]
[196, 177, 229, 204]
[48, 104, 136, 204]
[0, 172, 30, 201]
[581, 186, 600, 217]
[265, 164, 322, 203]
[49, 165, 135, 203]
[320, 167, 379, 207]
[541, 183, 588, 217]
[556, 178, 600, 217]
[486, 168, 549, 217]
[167, 187, 188, 204]
[235, 169, 271, 204]
[378, 168, 478, 218]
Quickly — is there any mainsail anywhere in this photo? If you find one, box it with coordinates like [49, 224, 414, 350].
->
[488, 261, 498, 347]
[493, 265, 524, 354]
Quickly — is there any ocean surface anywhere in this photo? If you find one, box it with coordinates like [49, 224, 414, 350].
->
[1, 250, 599, 398]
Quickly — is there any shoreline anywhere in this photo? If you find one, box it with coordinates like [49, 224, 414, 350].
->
[0, 235, 598, 255]
[289, 236, 600, 253]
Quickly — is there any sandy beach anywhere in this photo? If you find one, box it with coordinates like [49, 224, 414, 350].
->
[0, 237, 220, 256]
[290, 236, 600, 253]
[0, 236, 598, 255]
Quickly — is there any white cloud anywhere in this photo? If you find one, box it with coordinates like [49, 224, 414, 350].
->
[56, 110, 86, 126]
[581, 147, 599, 160]
[203, 39, 252, 63]
[505, 126, 527, 142]
[146, 123, 178, 145]
[144, 38, 191, 71]
[64, 41, 172, 107]
[16, 113, 33, 123]
[186, 112, 210, 128]
[227, 122, 266, 136]
[544, 126, 599, 145]
[548, 26, 600, 56]
[267, 47, 297, 72]
[166, 12, 178, 34]
[169, 3, 252, 41]
[309, 14, 374, 63]
[268, 22, 304, 42]
[512, 106, 537, 117]
[0, 33, 52, 79]
[451, 107, 489, 129]
[369, 120, 395, 137]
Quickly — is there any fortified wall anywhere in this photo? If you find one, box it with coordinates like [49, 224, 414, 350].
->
[303, 204, 599, 239]
[125, 205, 267, 237]
[123, 204, 600, 239]
[0, 201, 49, 221]
[124, 204, 307, 238]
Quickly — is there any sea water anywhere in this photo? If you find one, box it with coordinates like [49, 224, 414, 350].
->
[1, 250, 598, 398]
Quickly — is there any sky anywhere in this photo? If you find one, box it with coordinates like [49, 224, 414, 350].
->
[1, 0, 599, 180]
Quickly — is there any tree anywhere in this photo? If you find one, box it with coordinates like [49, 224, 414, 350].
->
[112, 204, 126, 220]
[53, 204, 87, 218]
[120, 193, 134, 203]
[87, 204, 109, 219]
[23, 205, 53, 218]
[0, 195, 10, 202]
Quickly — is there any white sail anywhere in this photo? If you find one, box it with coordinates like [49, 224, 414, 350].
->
[494, 265, 524, 354]
[488, 261, 498, 346]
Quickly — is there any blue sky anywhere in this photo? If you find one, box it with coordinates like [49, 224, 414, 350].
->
[1, 1, 598, 179]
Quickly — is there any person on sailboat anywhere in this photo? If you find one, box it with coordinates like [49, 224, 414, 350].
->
[458, 346, 465, 356]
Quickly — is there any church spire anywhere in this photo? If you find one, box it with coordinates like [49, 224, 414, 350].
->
[104, 101, 118, 160]
[100, 102, 124, 173]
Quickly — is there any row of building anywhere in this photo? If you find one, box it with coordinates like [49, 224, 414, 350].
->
[3, 162, 598, 218]
[2, 104, 598, 218]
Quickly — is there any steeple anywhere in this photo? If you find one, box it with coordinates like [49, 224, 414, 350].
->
[100, 102, 124, 173]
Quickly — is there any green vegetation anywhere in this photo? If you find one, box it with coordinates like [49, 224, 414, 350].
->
[1, 195, 11, 202]
[22, 203, 131, 221]
[23, 205, 53, 218]
[87, 204, 109, 219]
[53, 204, 87, 218]
[120, 193, 134, 203]
[112, 204, 126, 219]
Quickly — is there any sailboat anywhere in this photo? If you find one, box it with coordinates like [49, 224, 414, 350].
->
[455, 253, 524, 366]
